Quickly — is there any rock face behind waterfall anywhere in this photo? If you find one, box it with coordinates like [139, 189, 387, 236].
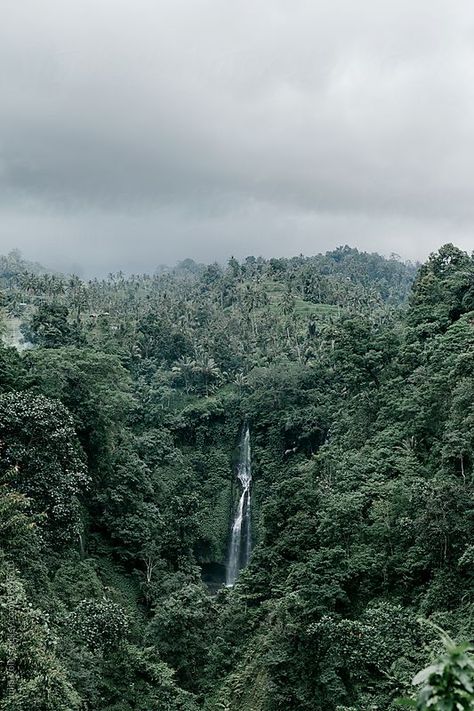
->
[226, 425, 252, 586]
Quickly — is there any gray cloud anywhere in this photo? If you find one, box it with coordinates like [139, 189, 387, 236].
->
[1, 0, 474, 274]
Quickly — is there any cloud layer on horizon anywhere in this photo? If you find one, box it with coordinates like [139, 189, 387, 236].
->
[1, 0, 474, 273]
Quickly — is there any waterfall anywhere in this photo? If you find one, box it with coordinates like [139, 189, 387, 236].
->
[226, 424, 252, 587]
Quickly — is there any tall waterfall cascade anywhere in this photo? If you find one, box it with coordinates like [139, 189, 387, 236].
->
[226, 425, 252, 587]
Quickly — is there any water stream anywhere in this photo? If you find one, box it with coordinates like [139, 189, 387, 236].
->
[226, 424, 252, 587]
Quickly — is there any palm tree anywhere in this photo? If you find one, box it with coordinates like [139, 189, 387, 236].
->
[233, 371, 248, 396]
[193, 354, 221, 396]
[172, 356, 197, 394]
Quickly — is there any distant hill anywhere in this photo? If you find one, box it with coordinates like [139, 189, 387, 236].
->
[0, 249, 56, 285]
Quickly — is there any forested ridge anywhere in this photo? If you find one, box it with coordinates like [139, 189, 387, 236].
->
[1, 244, 474, 710]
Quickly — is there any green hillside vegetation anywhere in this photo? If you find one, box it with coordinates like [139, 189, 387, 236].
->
[1, 244, 474, 710]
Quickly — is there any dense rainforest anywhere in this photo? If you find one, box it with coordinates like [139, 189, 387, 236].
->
[1, 244, 474, 710]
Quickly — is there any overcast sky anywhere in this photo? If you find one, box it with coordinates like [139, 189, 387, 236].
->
[1, 0, 474, 274]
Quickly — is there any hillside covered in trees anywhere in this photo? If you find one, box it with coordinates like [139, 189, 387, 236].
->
[1, 244, 474, 710]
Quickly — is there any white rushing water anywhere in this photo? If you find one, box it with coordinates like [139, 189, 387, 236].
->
[226, 424, 252, 587]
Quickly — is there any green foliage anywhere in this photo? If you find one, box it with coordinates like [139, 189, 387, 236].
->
[408, 628, 474, 710]
[0, 392, 89, 542]
[68, 598, 130, 651]
[24, 347, 134, 455]
[0, 570, 81, 711]
[3, 245, 474, 711]
[23, 302, 84, 348]
[0, 487, 41, 571]
[0, 344, 26, 392]
[98, 643, 199, 711]
[145, 583, 216, 691]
